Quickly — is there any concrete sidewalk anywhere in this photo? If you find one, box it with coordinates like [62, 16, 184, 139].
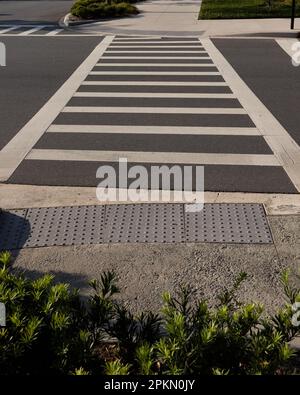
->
[73, 0, 300, 37]
[9, 210, 300, 352]
[11, 211, 300, 315]
[1, 186, 299, 314]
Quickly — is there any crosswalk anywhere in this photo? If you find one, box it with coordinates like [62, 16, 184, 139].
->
[6, 35, 300, 193]
[0, 24, 101, 36]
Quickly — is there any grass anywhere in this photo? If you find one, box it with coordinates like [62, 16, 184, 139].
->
[199, 0, 300, 19]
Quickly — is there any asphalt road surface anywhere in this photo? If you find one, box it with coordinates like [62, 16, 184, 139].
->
[0, 36, 102, 149]
[0, 35, 299, 193]
[0, 1, 73, 25]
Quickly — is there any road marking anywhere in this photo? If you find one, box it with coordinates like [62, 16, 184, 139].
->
[62, 106, 246, 114]
[81, 81, 227, 86]
[46, 29, 64, 36]
[201, 38, 300, 191]
[102, 56, 211, 59]
[0, 33, 98, 38]
[111, 41, 202, 44]
[48, 124, 260, 136]
[0, 24, 48, 27]
[0, 33, 105, 37]
[95, 62, 216, 67]
[105, 50, 208, 53]
[89, 71, 220, 75]
[0, 35, 115, 181]
[0, 26, 20, 34]
[276, 39, 299, 59]
[26, 149, 279, 166]
[19, 26, 47, 36]
[73, 92, 236, 98]
[113, 37, 163, 40]
[264, 135, 300, 164]
[109, 45, 204, 48]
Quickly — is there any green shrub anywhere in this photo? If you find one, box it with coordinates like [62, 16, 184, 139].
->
[71, 0, 139, 19]
[0, 251, 96, 375]
[0, 251, 299, 375]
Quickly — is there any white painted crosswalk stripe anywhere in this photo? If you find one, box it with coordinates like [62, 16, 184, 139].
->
[0, 26, 19, 34]
[48, 125, 260, 136]
[62, 106, 246, 114]
[112, 41, 202, 44]
[113, 37, 163, 40]
[73, 92, 236, 98]
[89, 71, 221, 75]
[81, 81, 227, 86]
[95, 63, 216, 67]
[0, 25, 51, 35]
[19, 26, 47, 36]
[26, 149, 279, 167]
[46, 29, 64, 36]
[105, 50, 208, 53]
[109, 45, 205, 48]
[102, 56, 211, 59]
[0, 24, 102, 36]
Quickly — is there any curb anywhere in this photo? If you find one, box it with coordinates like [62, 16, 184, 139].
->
[58, 13, 70, 28]
[59, 12, 105, 28]
[1, 184, 300, 215]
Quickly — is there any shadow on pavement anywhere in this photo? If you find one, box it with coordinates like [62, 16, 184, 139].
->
[0, 209, 92, 296]
[12, 265, 90, 293]
[0, 209, 30, 257]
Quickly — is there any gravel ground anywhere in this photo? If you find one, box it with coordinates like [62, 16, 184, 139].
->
[10, 215, 300, 315]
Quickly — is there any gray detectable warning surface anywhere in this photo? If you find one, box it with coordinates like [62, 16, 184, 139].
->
[24, 206, 106, 248]
[105, 204, 185, 243]
[0, 203, 273, 250]
[185, 203, 273, 244]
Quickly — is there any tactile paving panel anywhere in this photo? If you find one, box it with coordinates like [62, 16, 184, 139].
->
[0, 209, 28, 250]
[104, 203, 185, 243]
[184, 203, 272, 244]
[0, 204, 273, 249]
[24, 206, 106, 247]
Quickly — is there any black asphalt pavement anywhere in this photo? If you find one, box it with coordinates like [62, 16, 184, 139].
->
[214, 38, 300, 146]
[9, 160, 295, 193]
[0, 37, 102, 149]
[1, 36, 299, 193]
[0, 1, 73, 25]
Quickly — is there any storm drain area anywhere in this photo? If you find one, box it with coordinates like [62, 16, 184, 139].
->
[0, 203, 273, 250]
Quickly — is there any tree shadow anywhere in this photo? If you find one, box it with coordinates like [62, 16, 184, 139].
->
[0, 209, 31, 256]
[11, 263, 90, 298]
[0, 209, 92, 301]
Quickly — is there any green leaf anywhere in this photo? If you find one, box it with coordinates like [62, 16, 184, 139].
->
[105, 360, 130, 375]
